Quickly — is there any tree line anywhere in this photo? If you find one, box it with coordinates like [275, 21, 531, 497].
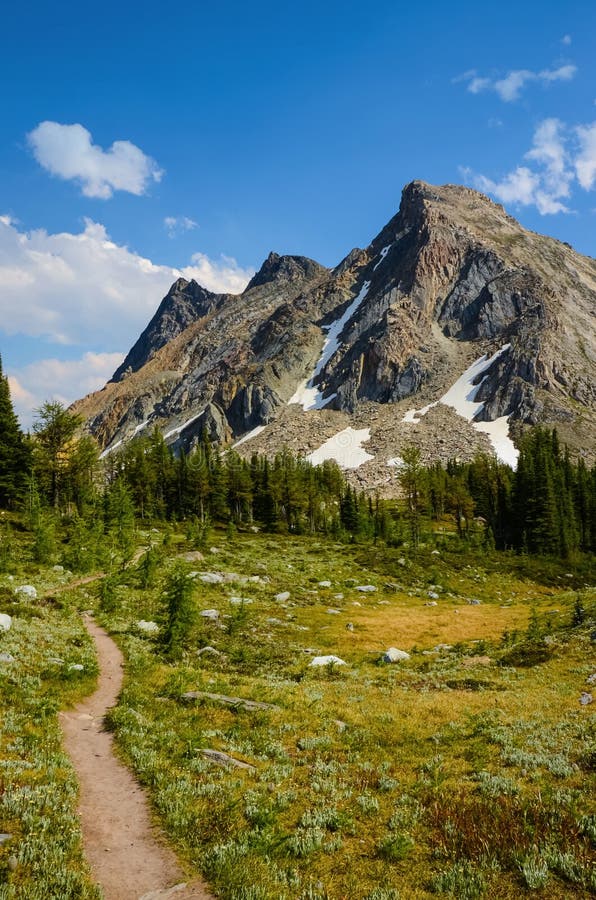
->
[0, 360, 594, 558]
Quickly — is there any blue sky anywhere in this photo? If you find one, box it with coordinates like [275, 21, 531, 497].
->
[1, 0, 595, 425]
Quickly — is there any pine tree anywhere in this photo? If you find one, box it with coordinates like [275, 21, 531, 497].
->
[0, 355, 31, 508]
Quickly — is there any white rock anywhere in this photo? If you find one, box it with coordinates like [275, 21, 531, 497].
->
[318, 581, 332, 587]
[52, 564, 64, 573]
[309, 655, 347, 667]
[0, 652, 15, 662]
[383, 647, 410, 663]
[15, 585, 37, 599]
[229, 596, 253, 605]
[425, 601, 438, 607]
[428, 591, 439, 600]
[275, 591, 291, 602]
[137, 620, 159, 634]
[334, 593, 344, 600]
[431, 550, 440, 555]
[0, 613, 12, 632]
[356, 585, 377, 593]
[200, 572, 224, 584]
[327, 608, 341, 615]
[68, 663, 84, 672]
[201, 609, 220, 621]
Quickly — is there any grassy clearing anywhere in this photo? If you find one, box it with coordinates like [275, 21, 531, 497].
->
[0, 543, 101, 898]
[93, 531, 595, 899]
[1, 523, 594, 898]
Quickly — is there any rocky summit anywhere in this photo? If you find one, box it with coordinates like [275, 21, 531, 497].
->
[73, 181, 596, 490]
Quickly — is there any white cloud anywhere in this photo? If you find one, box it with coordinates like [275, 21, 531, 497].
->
[575, 123, 596, 190]
[27, 121, 164, 199]
[0, 216, 254, 348]
[8, 353, 125, 429]
[464, 117, 596, 214]
[561, 34, 572, 46]
[458, 63, 577, 102]
[164, 215, 198, 238]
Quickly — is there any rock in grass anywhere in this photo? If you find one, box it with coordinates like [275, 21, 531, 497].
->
[200, 748, 255, 770]
[200, 609, 220, 621]
[580, 692, 593, 706]
[0, 652, 15, 663]
[196, 646, 222, 657]
[199, 572, 224, 584]
[327, 608, 341, 615]
[68, 663, 84, 672]
[318, 580, 332, 587]
[15, 585, 37, 600]
[0, 834, 12, 845]
[383, 647, 410, 663]
[356, 584, 377, 592]
[275, 591, 290, 602]
[181, 690, 277, 711]
[0, 613, 12, 632]
[137, 620, 159, 634]
[52, 564, 64, 573]
[309, 655, 347, 667]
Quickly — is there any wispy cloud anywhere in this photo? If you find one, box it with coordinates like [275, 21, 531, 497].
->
[456, 63, 577, 102]
[164, 215, 198, 238]
[561, 34, 572, 46]
[8, 352, 125, 429]
[0, 215, 254, 348]
[575, 123, 596, 190]
[463, 118, 596, 214]
[27, 121, 164, 199]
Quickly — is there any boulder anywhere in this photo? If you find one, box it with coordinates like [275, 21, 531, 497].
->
[383, 647, 410, 663]
[199, 573, 224, 584]
[15, 585, 36, 600]
[0, 613, 12, 632]
[309, 655, 347, 667]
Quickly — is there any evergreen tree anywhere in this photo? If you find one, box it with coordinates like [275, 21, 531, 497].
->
[0, 355, 31, 508]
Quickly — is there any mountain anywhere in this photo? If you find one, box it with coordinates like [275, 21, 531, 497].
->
[73, 181, 596, 489]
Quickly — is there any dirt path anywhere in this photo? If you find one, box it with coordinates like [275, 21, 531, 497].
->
[61, 615, 214, 900]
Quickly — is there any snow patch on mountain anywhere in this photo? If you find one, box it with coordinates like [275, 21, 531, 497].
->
[163, 409, 205, 440]
[289, 280, 371, 411]
[373, 245, 392, 271]
[307, 427, 374, 469]
[232, 425, 267, 448]
[402, 345, 519, 467]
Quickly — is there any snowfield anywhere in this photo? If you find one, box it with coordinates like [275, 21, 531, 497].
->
[307, 427, 374, 469]
[401, 345, 519, 468]
[289, 281, 371, 411]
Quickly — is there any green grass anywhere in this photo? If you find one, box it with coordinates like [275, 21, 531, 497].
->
[1, 523, 594, 898]
[96, 530, 595, 899]
[0, 559, 101, 897]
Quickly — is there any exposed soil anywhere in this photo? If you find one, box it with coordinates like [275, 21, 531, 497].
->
[60, 614, 214, 900]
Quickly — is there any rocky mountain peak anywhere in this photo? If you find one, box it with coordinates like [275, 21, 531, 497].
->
[75, 180, 596, 480]
[245, 252, 328, 292]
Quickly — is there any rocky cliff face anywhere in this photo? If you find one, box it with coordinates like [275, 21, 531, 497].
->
[73, 181, 596, 481]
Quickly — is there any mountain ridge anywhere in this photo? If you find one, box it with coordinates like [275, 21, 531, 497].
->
[72, 180, 596, 485]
